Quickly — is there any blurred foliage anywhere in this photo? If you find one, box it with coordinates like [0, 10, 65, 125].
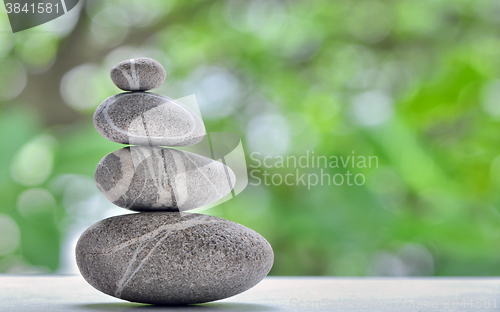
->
[1, 0, 500, 276]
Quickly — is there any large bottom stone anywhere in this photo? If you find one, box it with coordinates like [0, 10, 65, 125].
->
[75, 212, 274, 305]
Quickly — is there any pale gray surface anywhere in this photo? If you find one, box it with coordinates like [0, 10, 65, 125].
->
[1, 276, 500, 311]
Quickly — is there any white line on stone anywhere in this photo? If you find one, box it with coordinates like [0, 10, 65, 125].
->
[169, 150, 188, 208]
[129, 59, 140, 90]
[119, 69, 137, 91]
[119, 60, 140, 90]
[117, 230, 169, 296]
[114, 238, 149, 297]
[126, 170, 149, 208]
[107, 216, 217, 253]
[146, 148, 173, 207]
[113, 217, 228, 296]
[98, 149, 137, 203]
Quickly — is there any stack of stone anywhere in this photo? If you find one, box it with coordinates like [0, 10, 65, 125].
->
[76, 57, 274, 305]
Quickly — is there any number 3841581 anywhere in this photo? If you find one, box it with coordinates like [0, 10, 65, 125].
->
[5, 2, 59, 14]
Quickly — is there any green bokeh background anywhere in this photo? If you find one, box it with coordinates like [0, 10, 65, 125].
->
[1, 0, 500, 276]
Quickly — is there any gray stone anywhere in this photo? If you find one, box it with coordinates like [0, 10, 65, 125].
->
[75, 212, 274, 305]
[95, 146, 236, 211]
[110, 57, 166, 91]
[93, 92, 205, 146]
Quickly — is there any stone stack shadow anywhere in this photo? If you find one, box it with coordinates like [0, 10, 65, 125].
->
[75, 57, 274, 305]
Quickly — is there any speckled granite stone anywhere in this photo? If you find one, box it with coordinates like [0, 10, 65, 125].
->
[93, 92, 205, 146]
[75, 212, 274, 305]
[110, 57, 166, 91]
[95, 146, 235, 211]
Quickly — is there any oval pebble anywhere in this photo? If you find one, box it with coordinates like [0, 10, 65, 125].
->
[76, 212, 274, 305]
[110, 57, 166, 91]
[95, 146, 235, 211]
[93, 92, 206, 146]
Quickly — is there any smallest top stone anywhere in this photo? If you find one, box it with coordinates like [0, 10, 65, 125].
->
[110, 57, 166, 91]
